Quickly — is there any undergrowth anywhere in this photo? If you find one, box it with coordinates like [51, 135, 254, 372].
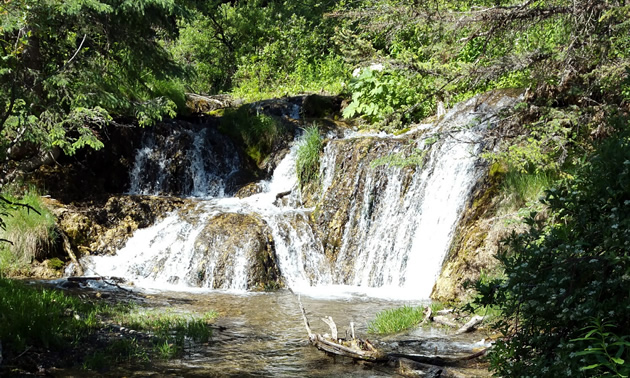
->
[0, 188, 57, 275]
[0, 279, 217, 373]
[218, 106, 285, 165]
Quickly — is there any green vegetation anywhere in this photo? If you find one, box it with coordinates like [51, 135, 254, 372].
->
[0, 189, 56, 274]
[218, 106, 285, 165]
[472, 121, 630, 376]
[0, 278, 217, 373]
[295, 126, 323, 189]
[172, 1, 348, 99]
[0, 278, 101, 353]
[368, 305, 425, 335]
[0, 0, 197, 165]
[111, 308, 216, 356]
[496, 169, 557, 214]
[1, 1, 630, 375]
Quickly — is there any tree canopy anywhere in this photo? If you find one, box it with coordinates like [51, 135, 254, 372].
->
[0, 0, 197, 168]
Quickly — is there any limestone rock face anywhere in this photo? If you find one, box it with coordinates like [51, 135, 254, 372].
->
[190, 213, 281, 290]
[52, 195, 185, 257]
[309, 136, 417, 275]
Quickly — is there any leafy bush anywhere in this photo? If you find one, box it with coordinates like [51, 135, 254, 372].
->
[571, 319, 630, 376]
[233, 55, 349, 101]
[296, 125, 322, 189]
[342, 68, 432, 127]
[474, 119, 630, 376]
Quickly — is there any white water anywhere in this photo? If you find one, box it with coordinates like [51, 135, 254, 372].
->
[81, 93, 518, 299]
[128, 128, 241, 197]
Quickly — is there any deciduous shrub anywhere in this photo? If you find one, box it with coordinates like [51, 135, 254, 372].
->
[474, 118, 630, 376]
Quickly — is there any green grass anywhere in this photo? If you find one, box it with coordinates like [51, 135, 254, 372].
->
[219, 106, 285, 165]
[499, 169, 557, 212]
[296, 125, 322, 189]
[0, 278, 218, 372]
[112, 307, 216, 342]
[367, 305, 426, 335]
[0, 278, 104, 353]
[0, 188, 57, 274]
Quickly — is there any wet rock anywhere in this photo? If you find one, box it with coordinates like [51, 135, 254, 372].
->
[52, 195, 187, 258]
[191, 213, 282, 290]
[431, 170, 527, 302]
[302, 94, 343, 118]
[235, 182, 265, 199]
[186, 93, 235, 114]
[308, 136, 416, 282]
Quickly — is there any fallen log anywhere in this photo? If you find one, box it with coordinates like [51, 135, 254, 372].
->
[388, 348, 489, 367]
[297, 296, 488, 367]
[298, 296, 387, 362]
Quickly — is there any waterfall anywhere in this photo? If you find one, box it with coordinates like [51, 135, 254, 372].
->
[326, 125, 485, 298]
[80, 93, 519, 298]
[127, 126, 242, 197]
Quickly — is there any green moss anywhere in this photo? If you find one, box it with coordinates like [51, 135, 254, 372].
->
[218, 106, 285, 165]
[47, 258, 65, 270]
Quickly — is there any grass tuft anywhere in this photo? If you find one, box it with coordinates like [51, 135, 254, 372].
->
[367, 305, 426, 335]
[501, 169, 556, 206]
[0, 188, 57, 274]
[296, 125, 322, 189]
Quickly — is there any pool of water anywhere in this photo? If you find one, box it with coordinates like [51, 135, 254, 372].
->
[53, 286, 490, 377]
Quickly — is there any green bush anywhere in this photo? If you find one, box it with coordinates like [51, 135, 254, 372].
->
[342, 68, 432, 127]
[474, 118, 630, 376]
[295, 125, 322, 189]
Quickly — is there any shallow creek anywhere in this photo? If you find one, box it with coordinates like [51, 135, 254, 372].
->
[56, 287, 489, 377]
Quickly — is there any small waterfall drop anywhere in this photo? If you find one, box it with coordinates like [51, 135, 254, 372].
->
[80, 92, 519, 298]
[127, 126, 242, 197]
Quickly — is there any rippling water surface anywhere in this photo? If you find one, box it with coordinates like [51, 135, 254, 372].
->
[56, 288, 488, 377]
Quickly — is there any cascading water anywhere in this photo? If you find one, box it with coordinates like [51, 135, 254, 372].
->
[127, 126, 242, 197]
[80, 92, 520, 299]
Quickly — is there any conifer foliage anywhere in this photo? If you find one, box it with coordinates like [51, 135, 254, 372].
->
[0, 0, 195, 162]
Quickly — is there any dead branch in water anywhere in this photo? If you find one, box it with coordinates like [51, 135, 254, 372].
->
[296, 296, 489, 369]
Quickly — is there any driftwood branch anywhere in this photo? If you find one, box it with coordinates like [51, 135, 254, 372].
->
[297, 298, 489, 371]
[321, 316, 338, 340]
[456, 315, 485, 334]
[60, 231, 83, 276]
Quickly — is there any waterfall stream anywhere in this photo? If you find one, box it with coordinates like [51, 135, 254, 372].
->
[81, 93, 518, 300]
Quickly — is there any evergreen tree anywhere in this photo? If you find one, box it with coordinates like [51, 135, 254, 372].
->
[0, 0, 196, 169]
